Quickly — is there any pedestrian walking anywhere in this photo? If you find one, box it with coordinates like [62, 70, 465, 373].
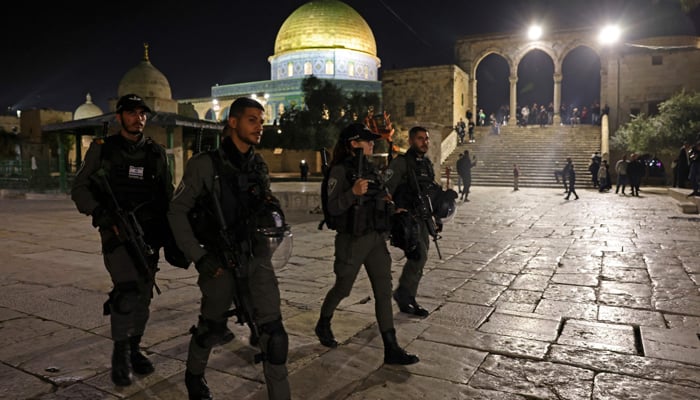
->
[456, 150, 477, 201]
[564, 157, 579, 200]
[168, 97, 292, 400]
[70, 94, 186, 387]
[513, 163, 520, 191]
[385, 126, 437, 317]
[314, 123, 419, 366]
[615, 154, 629, 195]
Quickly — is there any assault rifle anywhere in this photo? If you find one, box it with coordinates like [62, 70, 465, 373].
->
[210, 175, 261, 353]
[409, 170, 442, 259]
[91, 170, 161, 294]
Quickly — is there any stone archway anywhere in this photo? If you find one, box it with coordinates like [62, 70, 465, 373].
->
[455, 28, 607, 126]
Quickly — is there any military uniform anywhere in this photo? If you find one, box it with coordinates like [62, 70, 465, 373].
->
[71, 131, 174, 385]
[385, 147, 436, 316]
[167, 136, 289, 400]
[315, 123, 418, 366]
[319, 156, 394, 330]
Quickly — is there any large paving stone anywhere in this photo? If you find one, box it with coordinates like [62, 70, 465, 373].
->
[420, 324, 550, 359]
[640, 326, 700, 366]
[593, 372, 700, 400]
[557, 319, 637, 354]
[469, 354, 594, 399]
[478, 309, 561, 342]
[0, 362, 54, 399]
[548, 344, 700, 388]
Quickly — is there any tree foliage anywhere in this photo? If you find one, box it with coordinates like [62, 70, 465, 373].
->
[259, 76, 382, 150]
[612, 90, 700, 158]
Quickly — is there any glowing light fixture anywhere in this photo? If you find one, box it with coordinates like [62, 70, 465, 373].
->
[528, 25, 542, 40]
[599, 25, 621, 45]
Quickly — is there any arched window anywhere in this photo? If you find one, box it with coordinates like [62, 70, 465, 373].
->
[287, 62, 294, 77]
[325, 60, 334, 75]
[304, 62, 312, 75]
[348, 62, 355, 77]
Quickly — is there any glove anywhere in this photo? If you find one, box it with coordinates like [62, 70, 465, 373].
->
[91, 205, 115, 230]
[195, 253, 221, 278]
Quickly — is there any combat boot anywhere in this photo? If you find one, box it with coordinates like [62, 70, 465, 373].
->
[314, 315, 338, 348]
[185, 370, 213, 400]
[393, 286, 429, 317]
[381, 329, 419, 365]
[111, 339, 132, 386]
[129, 335, 154, 375]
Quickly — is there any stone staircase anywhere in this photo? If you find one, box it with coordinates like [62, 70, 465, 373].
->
[442, 124, 601, 189]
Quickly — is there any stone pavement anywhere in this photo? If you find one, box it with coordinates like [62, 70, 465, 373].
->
[1, 186, 699, 400]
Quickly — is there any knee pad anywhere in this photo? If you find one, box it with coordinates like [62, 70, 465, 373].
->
[110, 281, 140, 315]
[190, 316, 234, 349]
[261, 319, 288, 365]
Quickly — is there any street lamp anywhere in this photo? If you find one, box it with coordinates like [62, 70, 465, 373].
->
[528, 25, 543, 40]
[598, 25, 621, 45]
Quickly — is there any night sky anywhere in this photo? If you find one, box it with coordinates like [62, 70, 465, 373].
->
[2, 0, 697, 115]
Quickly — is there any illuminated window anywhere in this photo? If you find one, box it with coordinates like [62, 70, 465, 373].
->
[287, 62, 294, 77]
[304, 62, 312, 75]
[348, 63, 354, 77]
[325, 60, 334, 75]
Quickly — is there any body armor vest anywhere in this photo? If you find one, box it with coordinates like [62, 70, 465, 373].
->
[189, 147, 270, 249]
[393, 149, 437, 210]
[98, 134, 165, 215]
[332, 156, 393, 236]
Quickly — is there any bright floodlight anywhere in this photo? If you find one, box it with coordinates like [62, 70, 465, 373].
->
[599, 25, 621, 45]
[528, 25, 542, 40]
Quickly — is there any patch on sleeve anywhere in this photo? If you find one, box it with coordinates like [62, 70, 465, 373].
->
[173, 181, 186, 199]
[328, 177, 338, 195]
[383, 168, 394, 182]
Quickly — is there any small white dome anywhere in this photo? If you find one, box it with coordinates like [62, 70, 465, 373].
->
[73, 93, 104, 120]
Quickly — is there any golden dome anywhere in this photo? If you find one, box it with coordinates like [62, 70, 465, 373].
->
[274, 0, 376, 56]
[117, 43, 172, 100]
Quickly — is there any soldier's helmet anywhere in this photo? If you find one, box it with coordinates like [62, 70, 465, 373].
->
[253, 202, 293, 270]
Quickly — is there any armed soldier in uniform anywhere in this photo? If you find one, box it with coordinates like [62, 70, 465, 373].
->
[168, 97, 292, 400]
[385, 126, 456, 317]
[314, 123, 419, 365]
[71, 94, 185, 386]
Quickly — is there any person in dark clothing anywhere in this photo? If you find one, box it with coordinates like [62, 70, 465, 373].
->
[456, 150, 477, 201]
[627, 153, 645, 196]
[299, 159, 309, 181]
[564, 158, 579, 200]
[71, 94, 184, 387]
[314, 123, 419, 366]
[677, 142, 692, 188]
[589, 152, 601, 188]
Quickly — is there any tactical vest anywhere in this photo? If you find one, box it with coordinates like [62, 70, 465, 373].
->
[331, 157, 393, 236]
[97, 134, 166, 216]
[189, 148, 270, 248]
[393, 149, 437, 210]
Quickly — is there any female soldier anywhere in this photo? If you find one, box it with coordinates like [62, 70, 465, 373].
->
[314, 123, 419, 365]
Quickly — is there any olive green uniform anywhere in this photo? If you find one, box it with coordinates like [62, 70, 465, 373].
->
[167, 140, 289, 400]
[320, 156, 394, 331]
[71, 134, 172, 342]
[385, 149, 435, 298]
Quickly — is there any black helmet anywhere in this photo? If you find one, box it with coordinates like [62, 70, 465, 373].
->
[389, 211, 421, 260]
[253, 202, 293, 270]
[432, 188, 458, 224]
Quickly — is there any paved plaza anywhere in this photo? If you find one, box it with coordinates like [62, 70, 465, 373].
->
[1, 185, 699, 400]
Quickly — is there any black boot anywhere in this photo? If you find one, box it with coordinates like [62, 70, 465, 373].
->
[185, 370, 213, 400]
[393, 286, 429, 317]
[315, 315, 338, 348]
[111, 340, 132, 386]
[129, 335, 154, 375]
[381, 329, 419, 365]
